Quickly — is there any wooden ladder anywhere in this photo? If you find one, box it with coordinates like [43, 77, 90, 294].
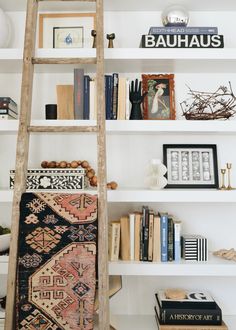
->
[4, 0, 109, 329]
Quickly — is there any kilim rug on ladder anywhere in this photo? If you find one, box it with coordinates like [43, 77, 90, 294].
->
[16, 192, 97, 330]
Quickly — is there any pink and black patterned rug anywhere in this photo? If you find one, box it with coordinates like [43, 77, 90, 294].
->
[17, 192, 97, 330]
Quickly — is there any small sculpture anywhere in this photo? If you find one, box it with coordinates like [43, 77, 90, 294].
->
[213, 248, 236, 261]
[181, 82, 236, 120]
[106, 33, 115, 48]
[162, 5, 189, 27]
[219, 168, 227, 190]
[147, 159, 167, 190]
[129, 79, 147, 120]
[91, 29, 96, 48]
[226, 163, 233, 190]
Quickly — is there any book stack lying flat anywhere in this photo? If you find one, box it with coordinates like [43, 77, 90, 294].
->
[154, 290, 228, 330]
[141, 26, 224, 48]
[0, 97, 18, 120]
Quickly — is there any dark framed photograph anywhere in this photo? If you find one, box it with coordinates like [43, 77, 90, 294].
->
[163, 144, 219, 189]
[53, 26, 83, 48]
[142, 74, 175, 120]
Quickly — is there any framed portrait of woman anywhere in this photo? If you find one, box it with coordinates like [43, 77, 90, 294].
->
[142, 74, 175, 120]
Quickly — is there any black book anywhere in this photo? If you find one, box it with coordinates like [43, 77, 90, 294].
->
[155, 294, 222, 326]
[141, 34, 224, 48]
[142, 205, 149, 261]
[157, 290, 217, 309]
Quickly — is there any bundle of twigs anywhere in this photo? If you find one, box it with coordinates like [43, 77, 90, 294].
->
[180, 82, 236, 120]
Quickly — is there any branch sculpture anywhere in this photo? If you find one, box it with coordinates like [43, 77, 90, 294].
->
[180, 82, 236, 120]
[213, 248, 236, 261]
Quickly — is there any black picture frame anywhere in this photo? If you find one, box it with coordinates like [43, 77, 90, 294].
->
[163, 144, 219, 189]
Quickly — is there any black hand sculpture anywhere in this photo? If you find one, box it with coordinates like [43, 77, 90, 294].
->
[129, 79, 147, 120]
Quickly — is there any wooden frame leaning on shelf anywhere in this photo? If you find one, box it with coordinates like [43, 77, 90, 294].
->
[142, 74, 175, 120]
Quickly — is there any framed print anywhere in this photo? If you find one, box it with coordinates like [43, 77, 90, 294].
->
[163, 144, 219, 189]
[39, 13, 96, 48]
[142, 74, 175, 120]
[53, 27, 83, 48]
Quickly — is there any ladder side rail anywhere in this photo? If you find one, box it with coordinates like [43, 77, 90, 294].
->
[96, 0, 110, 328]
[5, 1, 38, 329]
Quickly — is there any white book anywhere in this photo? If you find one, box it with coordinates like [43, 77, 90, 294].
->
[153, 214, 161, 262]
[117, 77, 126, 120]
[125, 79, 130, 120]
[174, 220, 181, 262]
[129, 213, 135, 261]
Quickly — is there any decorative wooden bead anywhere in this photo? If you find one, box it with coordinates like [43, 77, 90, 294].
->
[50, 161, 57, 168]
[81, 161, 89, 168]
[110, 181, 118, 190]
[107, 183, 112, 189]
[59, 161, 67, 168]
[86, 171, 94, 179]
[90, 175, 97, 186]
[71, 161, 79, 168]
[41, 161, 48, 168]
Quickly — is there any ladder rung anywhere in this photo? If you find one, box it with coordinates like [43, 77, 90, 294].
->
[38, 0, 96, 2]
[32, 57, 96, 65]
[28, 125, 98, 133]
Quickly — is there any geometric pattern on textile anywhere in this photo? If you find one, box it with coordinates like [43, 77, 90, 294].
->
[25, 227, 61, 253]
[17, 192, 97, 330]
[19, 253, 42, 268]
[35, 193, 97, 224]
[20, 309, 58, 329]
[68, 224, 97, 242]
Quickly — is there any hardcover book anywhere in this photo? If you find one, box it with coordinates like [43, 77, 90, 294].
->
[157, 290, 217, 309]
[56, 85, 74, 119]
[141, 34, 224, 48]
[155, 311, 228, 330]
[155, 294, 222, 325]
[120, 216, 130, 260]
[108, 221, 121, 261]
[160, 213, 168, 262]
[74, 68, 84, 119]
[83, 75, 91, 120]
[0, 97, 17, 113]
[148, 26, 218, 35]
[0, 108, 18, 119]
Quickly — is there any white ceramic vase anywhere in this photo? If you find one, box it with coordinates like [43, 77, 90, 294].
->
[0, 8, 11, 47]
[147, 159, 168, 190]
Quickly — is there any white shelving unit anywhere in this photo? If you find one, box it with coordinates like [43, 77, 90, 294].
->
[1, 1, 236, 329]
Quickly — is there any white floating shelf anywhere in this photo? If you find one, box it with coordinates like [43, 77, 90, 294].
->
[108, 315, 236, 330]
[2, 48, 236, 73]
[108, 188, 236, 203]
[109, 255, 236, 276]
[1, 189, 236, 203]
[2, 0, 236, 12]
[1, 120, 236, 134]
[105, 48, 236, 73]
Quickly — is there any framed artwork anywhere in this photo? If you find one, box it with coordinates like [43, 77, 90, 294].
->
[142, 74, 175, 120]
[38, 13, 96, 48]
[163, 144, 219, 189]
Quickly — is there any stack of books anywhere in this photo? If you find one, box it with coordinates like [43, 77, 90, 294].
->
[141, 26, 224, 48]
[0, 97, 18, 120]
[154, 290, 228, 330]
[57, 69, 130, 121]
[109, 207, 182, 263]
